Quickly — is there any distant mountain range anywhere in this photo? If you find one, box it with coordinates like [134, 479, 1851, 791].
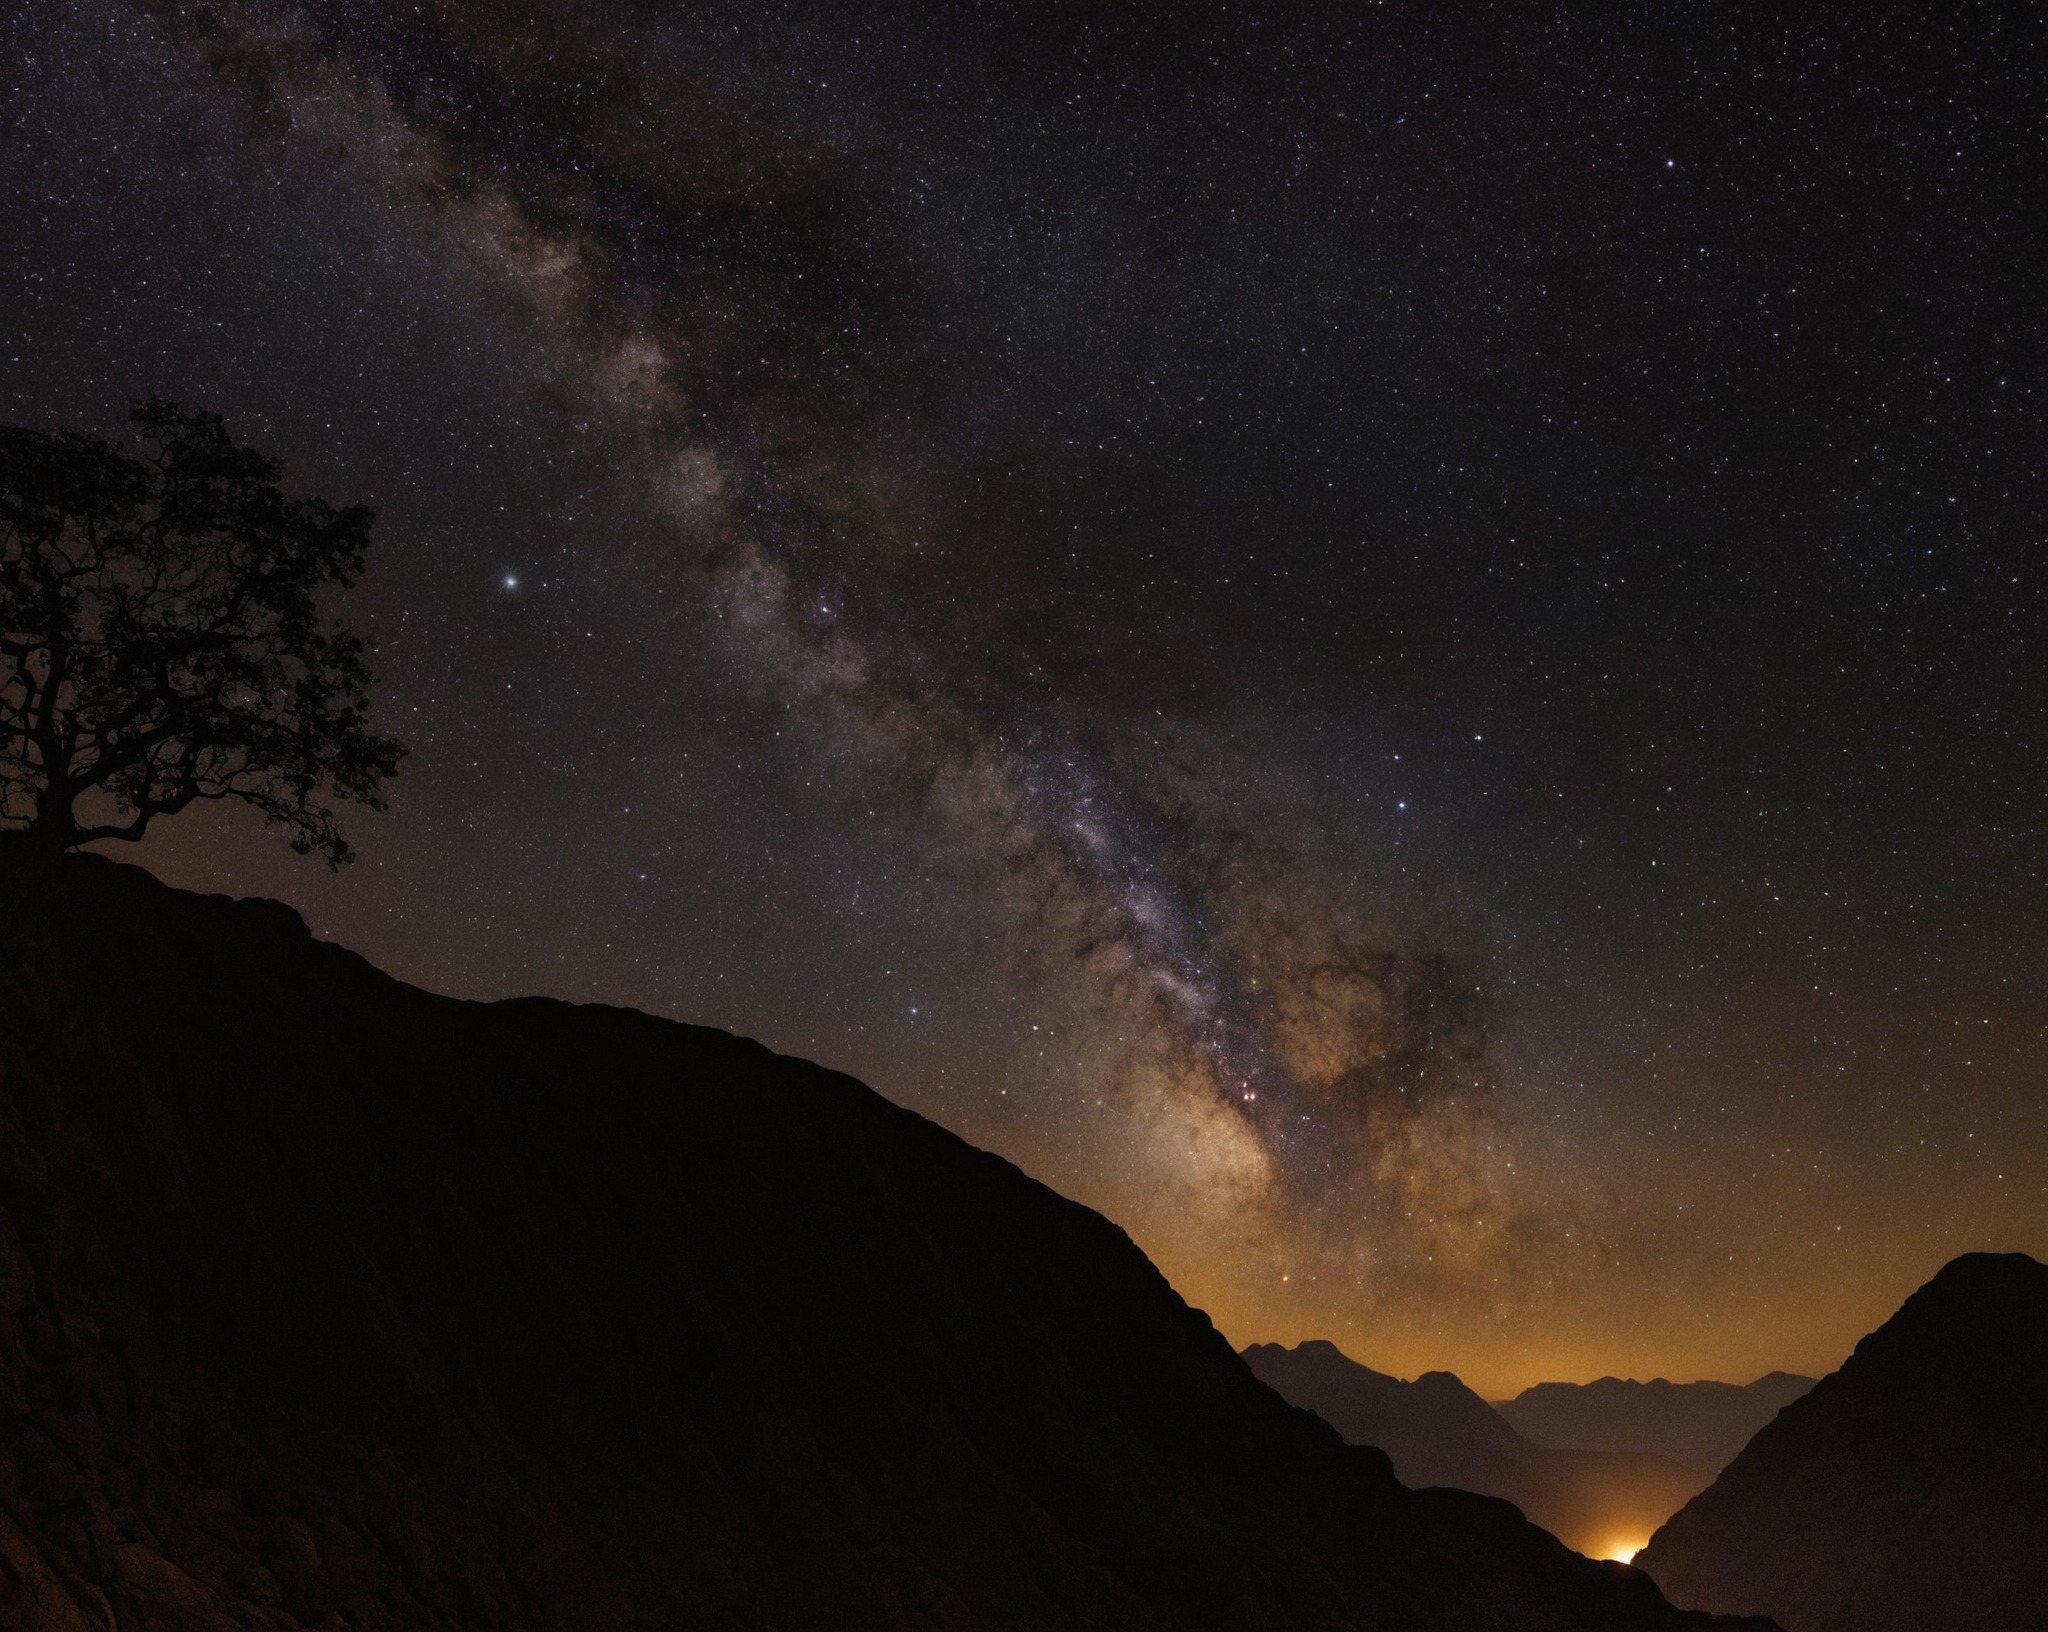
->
[1640, 1252, 2048, 1632]
[1243, 1341, 1711, 1559]
[0, 853, 1768, 1632]
[1497, 1373, 1817, 1472]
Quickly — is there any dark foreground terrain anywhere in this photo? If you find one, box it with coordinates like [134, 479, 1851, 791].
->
[0, 855, 1769, 1630]
[1640, 1252, 2048, 1632]
[1243, 1341, 1707, 1558]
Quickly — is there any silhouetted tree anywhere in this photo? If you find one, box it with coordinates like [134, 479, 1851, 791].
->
[0, 400, 404, 864]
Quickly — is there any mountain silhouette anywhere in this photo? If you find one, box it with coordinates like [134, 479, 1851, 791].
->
[1243, 1341, 1710, 1559]
[1497, 1374, 1816, 1472]
[1638, 1252, 2048, 1632]
[0, 854, 1774, 1632]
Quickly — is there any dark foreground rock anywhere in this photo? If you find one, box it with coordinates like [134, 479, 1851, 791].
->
[1243, 1341, 1709, 1559]
[1496, 1374, 1815, 1474]
[1639, 1252, 2048, 1632]
[0, 854, 1767, 1631]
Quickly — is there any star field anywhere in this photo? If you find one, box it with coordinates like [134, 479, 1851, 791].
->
[4, 0, 2045, 1394]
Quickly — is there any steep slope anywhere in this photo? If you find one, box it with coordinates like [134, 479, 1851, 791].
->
[0, 853, 1767, 1632]
[1638, 1252, 2048, 1632]
[1244, 1342, 1707, 1560]
[1496, 1375, 1815, 1473]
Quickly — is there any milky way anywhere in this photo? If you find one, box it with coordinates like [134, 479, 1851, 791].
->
[6, 0, 2045, 1393]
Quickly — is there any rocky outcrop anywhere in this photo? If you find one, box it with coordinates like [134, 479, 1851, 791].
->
[1244, 1341, 1709, 1559]
[1497, 1374, 1815, 1473]
[1639, 1252, 2048, 1632]
[0, 854, 1768, 1630]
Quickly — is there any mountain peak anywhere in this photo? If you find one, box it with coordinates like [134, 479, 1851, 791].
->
[1498, 1372, 1815, 1470]
[1638, 1252, 2048, 1632]
[1864, 1250, 2048, 1342]
[1243, 1340, 1715, 1560]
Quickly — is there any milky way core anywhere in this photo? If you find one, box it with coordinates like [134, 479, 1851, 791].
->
[6, 0, 2044, 1395]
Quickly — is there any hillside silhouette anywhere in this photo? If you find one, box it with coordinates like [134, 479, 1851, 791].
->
[1244, 1341, 1709, 1560]
[1497, 1374, 1816, 1473]
[1639, 1252, 2048, 1632]
[0, 854, 1774, 1631]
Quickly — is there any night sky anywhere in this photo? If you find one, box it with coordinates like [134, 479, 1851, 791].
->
[6, 0, 2044, 1396]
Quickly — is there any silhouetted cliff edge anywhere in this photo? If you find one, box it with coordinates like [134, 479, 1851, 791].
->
[1639, 1252, 2048, 1632]
[0, 855, 1768, 1630]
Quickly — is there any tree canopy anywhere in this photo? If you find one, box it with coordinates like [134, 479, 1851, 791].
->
[0, 400, 404, 865]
